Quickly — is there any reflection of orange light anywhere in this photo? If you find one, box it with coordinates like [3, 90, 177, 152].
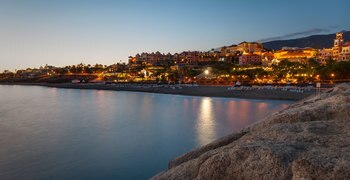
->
[50, 88, 57, 96]
[97, 90, 104, 95]
[237, 100, 250, 123]
[226, 100, 238, 128]
[183, 98, 189, 113]
[192, 98, 198, 109]
[258, 102, 267, 111]
[197, 98, 216, 146]
[282, 104, 289, 109]
[140, 95, 152, 117]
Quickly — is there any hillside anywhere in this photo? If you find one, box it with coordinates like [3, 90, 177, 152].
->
[152, 83, 350, 179]
[263, 31, 350, 50]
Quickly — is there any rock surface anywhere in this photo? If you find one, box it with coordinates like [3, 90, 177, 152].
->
[151, 83, 350, 180]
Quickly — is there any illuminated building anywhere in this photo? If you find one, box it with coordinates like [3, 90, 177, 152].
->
[236, 42, 263, 53]
[239, 52, 262, 65]
[261, 52, 274, 66]
[340, 42, 350, 61]
[129, 52, 173, 66]
[329, 32, 350, 61]
[332, 32, 344, 60]
[219, 45, 238, 57]
[317, 48, 333, 64]
[273, 47, 317, 63]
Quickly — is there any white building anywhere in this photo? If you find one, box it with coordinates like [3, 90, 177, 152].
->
[332, 32, 350, 61]
[340, 44, 350, 61]
[317, 48, 333, 64]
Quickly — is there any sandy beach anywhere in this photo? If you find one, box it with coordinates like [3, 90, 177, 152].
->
[0, 82, 318, 101]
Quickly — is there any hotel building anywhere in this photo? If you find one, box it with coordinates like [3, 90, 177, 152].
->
[239, 52, 262, 65]
[273, 47, 317, 63]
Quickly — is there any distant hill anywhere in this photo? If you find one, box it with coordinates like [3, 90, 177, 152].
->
[262, 31, 350, 50]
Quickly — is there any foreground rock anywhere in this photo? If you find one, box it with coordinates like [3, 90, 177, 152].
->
[152, 83, 350, 180]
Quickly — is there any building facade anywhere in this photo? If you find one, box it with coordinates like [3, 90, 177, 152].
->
[317, 48, 333, 64]
[273, 47, 317, 63]
[340, 43, 350, 61]
[332, 32, 344, 60]
[239, 53, 262, 65]
[236, 42, 263, 53]
[261, 52, 274, 66]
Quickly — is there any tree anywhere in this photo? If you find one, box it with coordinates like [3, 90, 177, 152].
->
[3, 70, 11, 74]
[167, 70, 180, 82]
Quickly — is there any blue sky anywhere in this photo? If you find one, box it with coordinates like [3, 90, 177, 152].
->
[0, 0, 349, 71]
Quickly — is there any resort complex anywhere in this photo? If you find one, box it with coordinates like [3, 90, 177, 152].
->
[1, 1, 350, 179]
[128, 32, 350, 66]
[1, 32, 350, 85]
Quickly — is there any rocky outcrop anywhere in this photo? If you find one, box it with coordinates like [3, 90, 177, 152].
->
[152, 83, 350, 180]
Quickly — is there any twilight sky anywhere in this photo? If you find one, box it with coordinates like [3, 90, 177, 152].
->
[0, 0, 349, 71]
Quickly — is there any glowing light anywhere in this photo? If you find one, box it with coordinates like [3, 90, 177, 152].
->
[197, 98, 216, 146]
[204, 69, 209, 75]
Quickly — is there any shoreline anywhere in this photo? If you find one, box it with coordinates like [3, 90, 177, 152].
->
[151, 83, 350, 180]
[0, 82, 316, 101]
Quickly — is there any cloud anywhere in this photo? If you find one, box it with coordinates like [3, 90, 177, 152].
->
[257, 28, 331, 42]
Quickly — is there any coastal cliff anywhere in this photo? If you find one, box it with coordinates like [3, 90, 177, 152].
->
[152, 83, 350, 180]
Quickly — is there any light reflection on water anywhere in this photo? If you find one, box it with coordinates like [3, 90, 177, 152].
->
[0, 85, 292, 179]
[197, 97, 216, 146]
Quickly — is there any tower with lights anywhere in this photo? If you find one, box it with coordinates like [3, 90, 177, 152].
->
[333, 32, 344, 60]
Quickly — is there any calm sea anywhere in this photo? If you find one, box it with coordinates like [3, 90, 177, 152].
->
[0, 85, 291, 179]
